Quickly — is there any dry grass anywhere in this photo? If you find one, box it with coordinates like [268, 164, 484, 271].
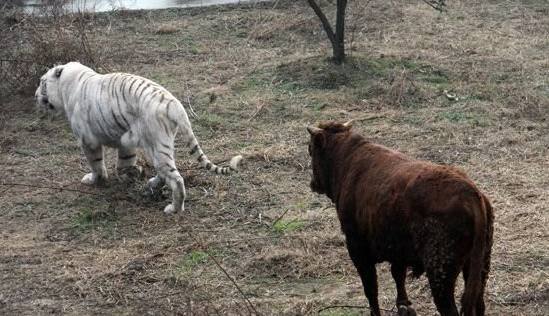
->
[0, 2, 109, 96]
[1, 0, 548, 315]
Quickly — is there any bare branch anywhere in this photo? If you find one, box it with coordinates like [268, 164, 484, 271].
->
[421, 0, 447, 12]
[306, 0, 336, 46]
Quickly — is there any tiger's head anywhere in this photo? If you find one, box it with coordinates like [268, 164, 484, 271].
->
[35, 65, 65, 114]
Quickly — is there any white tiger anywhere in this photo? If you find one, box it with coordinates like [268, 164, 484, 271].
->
[35, 61, 242, 214]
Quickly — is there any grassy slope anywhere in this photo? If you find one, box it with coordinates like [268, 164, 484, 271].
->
[1, 0, 548, 315]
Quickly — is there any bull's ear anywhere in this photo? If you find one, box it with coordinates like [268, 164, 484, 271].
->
[54, 66, 64, 78]
[307, 126, 326, 149]
[307, 126, 322, 135]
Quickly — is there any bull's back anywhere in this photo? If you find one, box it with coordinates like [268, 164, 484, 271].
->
[342, 150, 480, 265]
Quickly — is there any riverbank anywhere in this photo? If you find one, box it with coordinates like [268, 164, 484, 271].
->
[1, 1, 548, 314]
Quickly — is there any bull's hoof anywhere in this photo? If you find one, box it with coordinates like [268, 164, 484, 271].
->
[397, 304, 416, 316]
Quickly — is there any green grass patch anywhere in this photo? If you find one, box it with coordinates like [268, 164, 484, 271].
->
[234, 55, 451, 110]
[319, 309, 364, 316]
[272, 219, 305, 234]
[274, 55, 424, 91]
[438, 110, 490, 126]
[71, 208, 116, 231]
[197, 112, 225, 129]
[173, 250, 211, 278]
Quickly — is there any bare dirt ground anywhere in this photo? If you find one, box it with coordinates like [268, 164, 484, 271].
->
[1, 0, 548, 315]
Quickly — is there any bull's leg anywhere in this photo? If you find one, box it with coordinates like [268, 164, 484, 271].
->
[391, 264, 416, 316]
[346, 238, 380, 316]
[461, 256, 489, 315]
[424, 246, 460, 316]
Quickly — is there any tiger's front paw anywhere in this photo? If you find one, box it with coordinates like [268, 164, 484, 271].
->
[163, 204, 175, 214]
[81, 173, 97, 185]
[163, 203, 183, 215]
[81, 173, 106, 185]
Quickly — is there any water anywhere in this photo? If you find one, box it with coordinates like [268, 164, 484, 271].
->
[21, 0, 268, 13]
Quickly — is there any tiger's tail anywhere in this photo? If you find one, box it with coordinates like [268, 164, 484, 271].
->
[188, 135, 242, 175]
[172, 106, 242, 174]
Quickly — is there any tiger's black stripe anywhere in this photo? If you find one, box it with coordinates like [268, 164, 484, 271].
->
[137, 83, 150, 99]
[111, 108, 126, 131]
[119, 154, 136, 160]
[133, 80, 145, 97]
[114, 79, 130, 128]
[121, 79, 129, 106]
[189, 144, 199, 155]
[77, 71, 88, 83]
[127, 78, 138, 95]
[163, 163, 176, 173]
[160, 142, 171, 150]
[159, 119, 170, 136]
[159, 151, 172, 160]
[95, 102, 115, 138]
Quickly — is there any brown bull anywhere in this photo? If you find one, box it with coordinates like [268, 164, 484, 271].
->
[307, 121, 493, 316]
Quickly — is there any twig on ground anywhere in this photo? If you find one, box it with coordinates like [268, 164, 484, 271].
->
[0, 182, 133, 201]
[189, 233, 261, 316]
[271, 208, 290, 227]
[317, 304, 399, 315]
[248, 101, 267, 121]
[1, 182, 102, 196]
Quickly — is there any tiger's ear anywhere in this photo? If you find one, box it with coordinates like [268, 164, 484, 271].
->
[54, 66, 64, 78]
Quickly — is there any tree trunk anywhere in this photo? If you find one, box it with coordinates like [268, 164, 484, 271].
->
[333, 0, 347, 64]
[307, 0, 347, 64]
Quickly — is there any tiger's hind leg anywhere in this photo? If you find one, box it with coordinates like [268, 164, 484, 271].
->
[117, 146, 142, 179]
[152, 149, 186, 214]
[81, 143, 108, 185]
[146, 175, 165, 195]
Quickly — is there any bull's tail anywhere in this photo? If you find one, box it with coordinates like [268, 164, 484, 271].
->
[461, 195, 493, 316]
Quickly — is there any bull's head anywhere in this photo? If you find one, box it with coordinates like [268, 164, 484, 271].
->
[307, 120, 353, 197]
[35, 65, 65, 114]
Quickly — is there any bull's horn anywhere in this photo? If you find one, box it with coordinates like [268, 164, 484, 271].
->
[342, 119, 354, 128]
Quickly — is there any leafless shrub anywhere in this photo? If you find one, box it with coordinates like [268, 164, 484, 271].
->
[154, 24, 179, 35]
[0, 0, 106, 97]
[384, 68, 424, 107]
